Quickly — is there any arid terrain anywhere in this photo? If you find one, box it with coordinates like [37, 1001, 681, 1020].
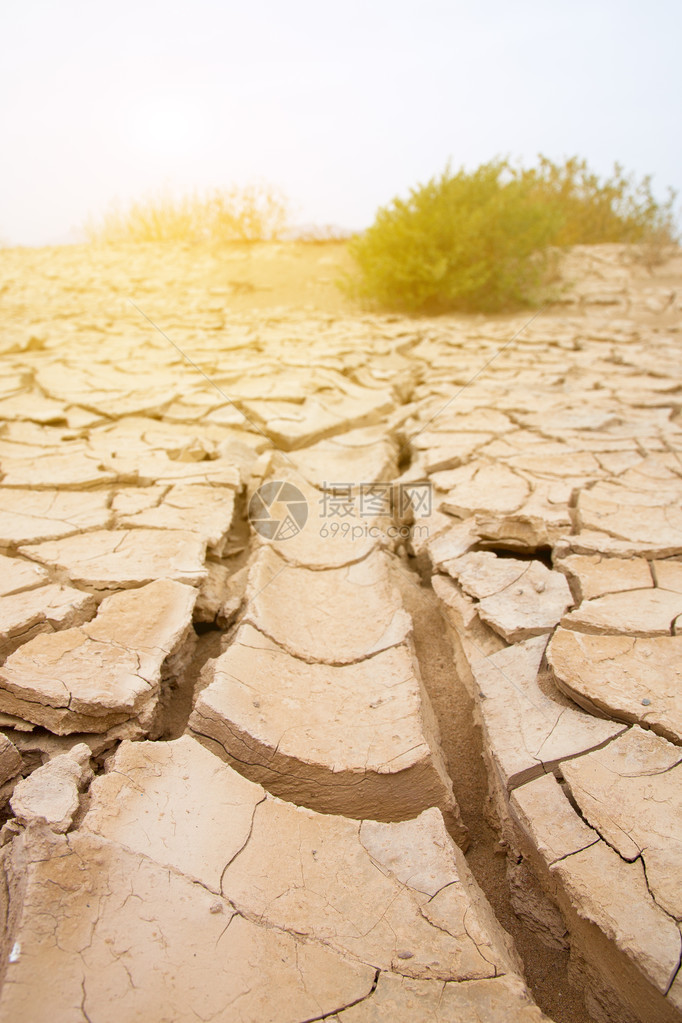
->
[0, 240, 680, 1023]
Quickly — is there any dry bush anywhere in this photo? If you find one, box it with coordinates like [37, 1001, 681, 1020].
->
[85, 185, 290, 245]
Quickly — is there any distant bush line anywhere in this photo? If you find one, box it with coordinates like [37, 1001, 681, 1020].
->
[84, 159, 678, 316]
[85, 185, 290, 245]
[346, 156, 679, 314]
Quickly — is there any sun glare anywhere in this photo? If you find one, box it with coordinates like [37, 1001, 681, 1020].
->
[127, 98, 208, 158]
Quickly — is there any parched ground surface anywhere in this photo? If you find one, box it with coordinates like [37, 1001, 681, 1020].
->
[0, 240, 680, 1023]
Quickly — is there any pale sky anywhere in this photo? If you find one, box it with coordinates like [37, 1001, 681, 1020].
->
[1, 0, 679, 246]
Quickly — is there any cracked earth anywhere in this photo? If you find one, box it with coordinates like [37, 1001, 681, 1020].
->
[0, 241, 680, 1022]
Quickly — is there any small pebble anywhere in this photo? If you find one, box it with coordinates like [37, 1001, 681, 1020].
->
[641, 698, 651, 706]
[209, 901, 223, 914]
[396, 950, 414, 960]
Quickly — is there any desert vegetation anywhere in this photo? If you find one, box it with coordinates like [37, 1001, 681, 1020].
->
[347, 156, 679, 313]
[82, 159, 679, 316]
[85, 183, 290, 245]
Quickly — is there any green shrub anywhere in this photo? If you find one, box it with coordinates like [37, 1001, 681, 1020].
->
[348, 157, 678, 313]
[525, 156, 678, 247]
[85, 184, 289, 245]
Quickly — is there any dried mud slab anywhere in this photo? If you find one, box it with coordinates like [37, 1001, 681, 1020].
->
[652, 561, 682, 593]
[510, 769, 682, 1023]
[242, 388, 395, 449]
[118, 483, 235, 555]
[577, 484, 682, 551]
[438, 460, 531, 517]
[82, 736, 267, 890]
[0, 555, 48, 596]
[79, 738, 528, 986]
[556, 554, 654, 602]
[19, 527, 207, 591]
[0, 584, 97, 661]
[560, 727, 682, 922]
[548, 628, 682, 742]
[474, 501, 573, 551]
[551, 843, 681, 1001]
[561, 587, 682, 636]
[0, 580, 196, 734]
[467, 635, 626, 789]
[0, 735, 549, 1022]
[189, 623, 460, 829]
[101, 450, 242, 488]
[0, 734, 22, 803]
[0, 488, 112, 547]
[555, 529, 682, 562]
[332, 973, 551, 1021]
[287, 425, 398, 488]
[0, 451, 117, 489]
[0, 826, 376, 1023]
[242, 547, 412, 664]
[9, 743, 92, 832]
[412, 429, 494, 474]
[435, 533, 682, 1020]
[444, 553, 574, 642]
[510, 772, 601, 867]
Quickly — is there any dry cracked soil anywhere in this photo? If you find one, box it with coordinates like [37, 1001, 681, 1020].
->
[0, 239, 680, 1023]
